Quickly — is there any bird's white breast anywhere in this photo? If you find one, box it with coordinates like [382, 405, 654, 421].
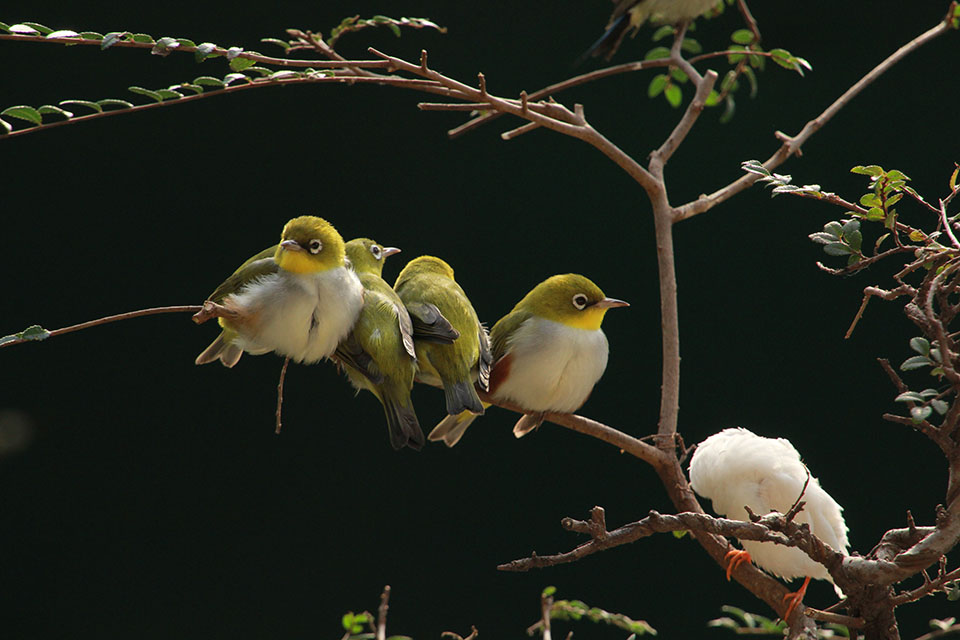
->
[230, 265, 364, 364]
[493, 316, 609, 413]
[688, 428, 849, 582]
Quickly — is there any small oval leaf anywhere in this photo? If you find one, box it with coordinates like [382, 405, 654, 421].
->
[0, 105, 43, 125]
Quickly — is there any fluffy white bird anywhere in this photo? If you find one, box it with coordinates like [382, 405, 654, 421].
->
[688, 428, 849, 618]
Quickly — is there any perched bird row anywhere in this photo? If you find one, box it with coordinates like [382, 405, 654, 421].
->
[194, 215, 627, 451]
[193, 216, 850, 621]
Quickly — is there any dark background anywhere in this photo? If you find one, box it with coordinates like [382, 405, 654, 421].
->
[2, 1, 958, 638]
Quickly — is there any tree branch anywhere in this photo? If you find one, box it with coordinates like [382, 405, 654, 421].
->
[674, 12, 954, 222]
[0, 305, 203, 348]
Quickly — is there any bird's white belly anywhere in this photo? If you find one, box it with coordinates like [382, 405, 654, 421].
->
[231, 266, 363, 364]
[494, 317, 609, 413]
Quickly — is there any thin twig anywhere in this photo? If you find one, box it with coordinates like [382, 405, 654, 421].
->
[0, 305, 203, 348]
[674, 14, 953, 221]
[275, 357, 290, 435]
[376, 585, 390, 640]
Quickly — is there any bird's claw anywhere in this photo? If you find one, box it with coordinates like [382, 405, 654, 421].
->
[724, 548, 752, 581]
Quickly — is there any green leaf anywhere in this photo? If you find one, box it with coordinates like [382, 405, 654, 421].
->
[846, 230, 863, 252]
[841, 219, 860, 236]
[704, 90, 721, 107]
[741, 160, 770, 177]
[731, 29, 754, 44]
[542, 585, 557, 597]
[932, 400, 949, 415]
[680, 38, 701, 54]
[195, 42, 218, 62]
[194, 76, 226, 88]
[151, 36, 180, 56]
[0, 118, 10, 134]
[0, 22, 9, 32]
[670, 67, 688, 83]
[647, 74, 668, 98]
[910, 337, 931, 355]
[0, 105, 42, 125]
[742, 65, 758, 98]
[823, 242, 852, 256]
[176, 38, 197, 48]
[851, 164, 884, 177]
[131, 33, 155, 44]
[260, 37, 291, 50]
[8, 24, 41, 36]
[22, 21, 53, 35]
[173, 83, 204, 95]
[672, 529, 688, 539]
[727, 44, 746, 63]
[808, 232, 835, 245]
[643, 46, 671, 61]
[60, 99, 102, 113]
[96, 99, 134, 110]
[886, 169, 910, 181]
[911, 406, 933, 422]
[875, 232, 890, 250]
[651, 25, 674, 41]
[664, 84, 682, 108]
[866, 207, 885, 221]
[909, 230, 926, 242]
[243, 66, 274, 77]
[894, 391, 924, 403]
[0, 324, 51, 345]
[341, 613, 355, 631]
[37, 104, 73, 119]
[78, 31, 104, 40]
[223, 73, 251, 86]
[101, 31, 128, 49]
[229, 56, 257, 71]
[901, 355, 932, 371]
[268, 70, 300, 80]
[128, 86, 163, 102]
[155, 89, 183, 100]
[823, 221, 844, 238]
[950, 165, 959, 191]
[225, 46, 243, 59]
[46, 29, 80, 39]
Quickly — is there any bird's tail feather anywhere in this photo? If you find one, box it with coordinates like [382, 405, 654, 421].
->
[442, 380, 484, 416]
[513, 413, 545, 438]
[195, 332, 243, 368]
[576, 13, 630, 65]
[383, 395, 425, 451]
[429, 404, 488, 447]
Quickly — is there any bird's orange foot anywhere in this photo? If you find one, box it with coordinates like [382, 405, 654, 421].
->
[782, 575, 811, 620]
[724, 548, 752, 580]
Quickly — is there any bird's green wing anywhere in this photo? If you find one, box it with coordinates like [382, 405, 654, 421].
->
[405, 302, 461, 344]
[489, 310, 532, 362]
[334, 331, 386, 385]
[206, 245, 278, 302]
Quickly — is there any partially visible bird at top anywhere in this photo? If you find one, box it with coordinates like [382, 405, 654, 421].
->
[334, 238, 425, 451]
[429, 273, 628, 447]
[582, 0, 720, 62]
[195, 215, 364, 368]
[393, 255, 490, 417]
[688, 427, 849, 620]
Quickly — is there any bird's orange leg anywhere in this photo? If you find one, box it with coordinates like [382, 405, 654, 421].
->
[782, 575, 811, 620]
[724, 548, 752, 580]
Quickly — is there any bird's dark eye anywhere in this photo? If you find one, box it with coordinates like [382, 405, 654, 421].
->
[370, 245, 383, 260]
[308, 239, 323, 254]
[572, 294, 589, 310]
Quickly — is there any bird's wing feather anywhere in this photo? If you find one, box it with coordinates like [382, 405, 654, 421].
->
[207, 245, 278, 302]
[477, 324, 492, 391]
[405, 301, 461, 343]
[334, 332, 385, 385]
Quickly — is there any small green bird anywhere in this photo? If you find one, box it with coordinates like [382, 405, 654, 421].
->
[583, 0, 719, 61]
[195, 215, 364, 367]
[334, 238, 425, 451]
[393, 256, 491, 416]
[429, 274, 627, 447]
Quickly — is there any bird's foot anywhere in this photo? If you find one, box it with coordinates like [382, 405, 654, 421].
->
[193, 300, 238, 325]
[724, 548, 752, 581]
[782, 575, 811, 621]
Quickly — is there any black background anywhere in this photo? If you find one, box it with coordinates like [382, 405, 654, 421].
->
[2, 1, 958, 638]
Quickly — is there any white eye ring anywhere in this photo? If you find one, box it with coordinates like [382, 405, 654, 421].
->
[572, 294, 589, 310]
[308, 239, 323, 254]
[370, 245, 383, 260]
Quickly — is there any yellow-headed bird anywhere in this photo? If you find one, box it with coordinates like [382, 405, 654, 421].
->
[430, 274, 627, 446]
[335, 238, 425, 451]
[195, 216, 363, 367]
[394, 256, 491, 416]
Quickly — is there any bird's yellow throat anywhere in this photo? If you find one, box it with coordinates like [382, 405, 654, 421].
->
[563, 307, 607, 331]
[276, 250, 330, 274]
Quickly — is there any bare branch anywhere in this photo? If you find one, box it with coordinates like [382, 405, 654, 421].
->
[0, 305, 202, 348]
[275, 357, 290, 435]
[376, 585, 390, 640]
[674, 14, 953, 221]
